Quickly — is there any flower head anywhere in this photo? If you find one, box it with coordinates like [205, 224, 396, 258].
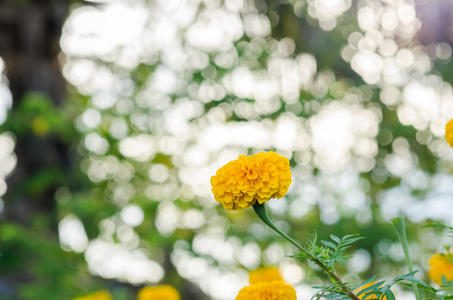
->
[211, 151, 292, 211]
[137, 285, 180, 300]
[428, 252, 453, 285]
[445, 118, 453, 147]
[249, 266, 283, 285]
[72, 290, 112, 300]
[236, 281, 296, 300]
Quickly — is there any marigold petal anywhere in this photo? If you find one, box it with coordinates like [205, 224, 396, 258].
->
[72, 290, 112, 300]
[445, 118, 453, 147]
[428, 252, 453, 285]
[211, 152, 292, 211]
[236, 281, 296, 300]
[138, 285, 180, 300]
[249, 267, 284, 285]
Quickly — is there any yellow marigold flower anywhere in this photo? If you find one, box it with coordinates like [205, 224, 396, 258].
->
[137, 285, 180, 300]
[236, 281, 296, 300]
[211, 151, 292, 211]
[446, 118, 453, 147]
[249, 266, 284, 285]
[72, 290, 112, 300]
[428, 253, 453, 285]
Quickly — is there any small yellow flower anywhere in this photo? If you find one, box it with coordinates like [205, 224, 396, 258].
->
[428, 253, 453, 285]
[137, 285, 180, 300]
[32, 116, 50, 136]
[236, 280, 297, 300]
[211, 151, 292, 211]
[249, 266, 284, 285]
[445, 118, 453, 147]
[72, 290, 112, 300]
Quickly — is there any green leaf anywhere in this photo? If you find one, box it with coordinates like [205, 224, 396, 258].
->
[421, 222, 453, 231]
[384, 289, 396, 300]
[356, 281, 386, 296]
[392, 270, 420, 283]
[330, 234, 341, 243]
[321, 240, 337, 249]
[322, 293, 344, 298]
[351, 276, 376, 291]
[399, 276, 430, 288]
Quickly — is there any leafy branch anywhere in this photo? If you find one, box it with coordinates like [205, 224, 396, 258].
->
[289, 233, 364, 299]
[321, 234, 364, 268]
[292, 233, 364, 271]
[253, 203, 361, 300]
[414, 273, 453, 299]
[312, 281, 356, 299]
[314, 271, 430, 300]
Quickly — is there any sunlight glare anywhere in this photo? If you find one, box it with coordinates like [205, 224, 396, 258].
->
[85, 239, 164, 284]
[58, 214, 89, 253]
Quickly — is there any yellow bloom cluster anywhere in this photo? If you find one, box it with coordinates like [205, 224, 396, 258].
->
[72, 290, 112, 300]
[446, 118, 453, 148]
[235, 266, 296, 300]
[445, 119, 453, 147]
[137, 285, 181, 300]
[211, 151, 292, 211]
[428, 253, 453, 285]
[236, 281, 296, 300]
[249, 266, 283, 285]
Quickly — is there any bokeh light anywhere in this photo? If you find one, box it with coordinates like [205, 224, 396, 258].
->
[3, 0, 453, 298]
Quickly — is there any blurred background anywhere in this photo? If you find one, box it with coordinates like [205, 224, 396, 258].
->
[1, 0, 453, 299]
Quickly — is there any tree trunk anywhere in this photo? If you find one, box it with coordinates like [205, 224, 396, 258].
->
[0, 0, 70, 234]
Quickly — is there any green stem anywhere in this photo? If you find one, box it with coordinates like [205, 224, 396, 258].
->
[392, 217, 420, 300]
[253, 202, 360, 300]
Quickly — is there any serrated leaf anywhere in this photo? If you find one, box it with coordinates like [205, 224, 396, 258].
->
[384, 289, 396, 300]
[322, 293, 345, 298]
[392, 270, 418, 282]
[399, 276, 430, 287]
[330, 234, 340, 243]
[312, 285, 328, 289]
[351, 276, 376, 291]
[340, 237, 364, 245]
[361, 291, 382, 300]
[322, 240, 337, 249]
[342, 234, 361, 239]
[357, 281, 386, 296]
